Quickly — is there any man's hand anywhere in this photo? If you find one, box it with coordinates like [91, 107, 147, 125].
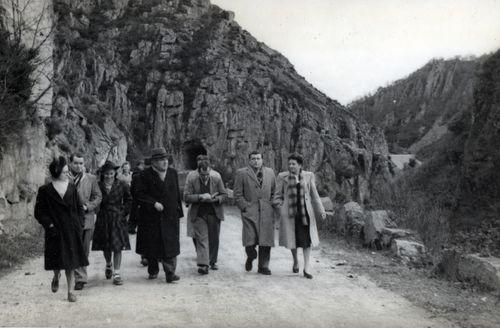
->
[154, 202, 164, 212]
[321, 213, 327, 220]
[199, 193, 212, 202]
[83, 204, 88, 212]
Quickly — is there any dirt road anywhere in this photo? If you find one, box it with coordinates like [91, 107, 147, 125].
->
[0, 206, 456, 327]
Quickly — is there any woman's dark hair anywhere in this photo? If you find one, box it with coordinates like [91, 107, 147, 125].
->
[288, 153, 303, 165]
[49, 156, 67, 179]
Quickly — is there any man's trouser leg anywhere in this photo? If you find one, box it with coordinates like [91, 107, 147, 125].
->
[193, 216, 209, 267]
[75, 228, 93, 283]
[147, 257, 159, 275]
[258, 246, 271, 270]
[245, 245, 257, 260]
[162, 257, 177, 275]
[207, 214, 221, 265]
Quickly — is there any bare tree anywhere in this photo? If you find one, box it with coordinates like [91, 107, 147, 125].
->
[0, 0, 54, 152]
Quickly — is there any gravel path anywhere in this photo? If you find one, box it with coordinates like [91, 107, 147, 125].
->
[0, 206, 456, 327]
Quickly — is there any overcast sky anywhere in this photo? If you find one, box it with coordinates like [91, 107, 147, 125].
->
[211, 0, 500, 105]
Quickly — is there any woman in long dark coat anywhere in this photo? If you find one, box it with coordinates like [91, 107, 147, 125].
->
[34, 156, 88, 302]
[92, 161, 132, 285]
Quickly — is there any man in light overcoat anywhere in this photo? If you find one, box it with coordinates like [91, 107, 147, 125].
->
[233, 150, 277, 275]
[184, 156, 227, 274]
[69, 153, 102, 290]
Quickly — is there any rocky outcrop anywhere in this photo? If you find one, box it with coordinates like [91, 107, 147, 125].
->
[0, 123, 50, 236]
[51, 0, 392, 206]
[349, 58, 482, 155]
[0, 0, 54, 236]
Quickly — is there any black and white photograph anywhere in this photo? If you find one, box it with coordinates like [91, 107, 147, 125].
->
[0, 0, 499, 327]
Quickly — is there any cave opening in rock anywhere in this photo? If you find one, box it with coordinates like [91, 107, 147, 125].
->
[182, 141, 207, 170]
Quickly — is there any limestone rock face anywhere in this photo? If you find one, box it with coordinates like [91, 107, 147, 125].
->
[0, 123, 50, 236]
[0, 0, 54, 235]
[349, 58, 481, 154]
[51, 0, 391, 204]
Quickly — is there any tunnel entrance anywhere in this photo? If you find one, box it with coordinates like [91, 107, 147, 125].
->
[182, 140, 207, 170]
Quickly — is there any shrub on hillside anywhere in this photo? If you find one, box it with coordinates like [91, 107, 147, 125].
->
[0, 28, 37, 154]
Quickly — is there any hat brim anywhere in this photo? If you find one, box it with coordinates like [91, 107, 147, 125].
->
[100, 164, 120, 171]
[150, 155, 168, 161]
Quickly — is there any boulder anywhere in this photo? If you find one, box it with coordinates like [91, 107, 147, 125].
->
[381, 228, 416, 248]
[439, 250, 500, 291]
[344, 202, 365, 242]
[364, 210, 396, 249]
[391, 239, 426, 263]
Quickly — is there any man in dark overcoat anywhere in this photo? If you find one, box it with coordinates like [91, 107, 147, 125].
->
[135, 147, 184, 283]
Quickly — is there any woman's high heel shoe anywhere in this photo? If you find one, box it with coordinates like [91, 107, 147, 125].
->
[67, 292, 77, 302]
[303, 270, 313, 279]
[51, 272, 61, 293]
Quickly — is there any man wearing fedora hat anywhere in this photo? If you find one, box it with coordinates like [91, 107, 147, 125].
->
[134, 147, 184, 283]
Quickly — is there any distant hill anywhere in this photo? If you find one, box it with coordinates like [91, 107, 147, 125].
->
[366, 51, 500, 256]
[349, 57, 486, 156]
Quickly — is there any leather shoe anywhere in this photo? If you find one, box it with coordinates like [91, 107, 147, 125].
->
[245, 257, 254, 272]
[303, 270, 313, 279]
[210, 263, 218, 270]
[148, 273, 158, 280]
[140, 257, 149, 267]
[51, 273, 60, 293]
[74, 282, 85, 290]
[166, 274, 180, 283]
[293, 264, 299, 273]
[105, 266, 113, 279]
[198, 266, 209, 275]
[257, 267, 272, 275]
[67, 292, 77, 302]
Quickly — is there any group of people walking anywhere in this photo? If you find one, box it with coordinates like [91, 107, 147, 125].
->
[34, 147, 326, 302]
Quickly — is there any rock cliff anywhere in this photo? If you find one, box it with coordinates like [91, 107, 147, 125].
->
[51, 0, 391, 205]
[349, 58, 482, 155]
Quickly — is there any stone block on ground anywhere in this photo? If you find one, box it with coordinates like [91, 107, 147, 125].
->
[440, 250, 500, 291]
[381, 228, 416, 248]
[334, 201, 364, 238]
[458, 254, 500, 291]
[391, 239, 426, 263]
[364, 210, 396, 249]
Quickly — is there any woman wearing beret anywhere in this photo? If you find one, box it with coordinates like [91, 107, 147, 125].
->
[34, 156, 88, 302]
[274, 154, 326, 279]
[92, 161, 132, 285]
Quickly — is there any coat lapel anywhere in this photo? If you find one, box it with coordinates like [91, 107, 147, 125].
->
[148, 168, 167, 195]
[245, 167, 261, 187]
[47, 183, 70, 207]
